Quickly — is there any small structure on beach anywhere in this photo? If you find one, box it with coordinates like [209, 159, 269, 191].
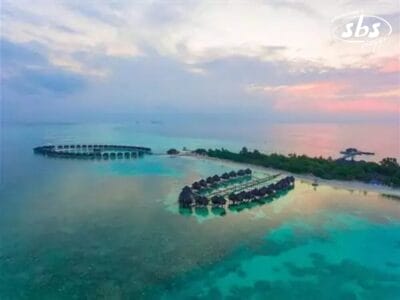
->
[339, 148, 374, 161]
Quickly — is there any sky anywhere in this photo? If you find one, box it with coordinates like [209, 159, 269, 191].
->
[1, 0, 399, 123]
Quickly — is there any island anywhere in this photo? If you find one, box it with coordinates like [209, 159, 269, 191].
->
[191, 147, 400, 188]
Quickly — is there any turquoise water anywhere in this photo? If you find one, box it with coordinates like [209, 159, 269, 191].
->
[0, 122, 399, 299]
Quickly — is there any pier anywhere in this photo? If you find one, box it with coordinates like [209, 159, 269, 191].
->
[33, 144, 152, 160]
[201, 173, 281, 198]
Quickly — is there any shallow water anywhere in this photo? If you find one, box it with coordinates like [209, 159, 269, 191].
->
[0, 122, 399, 299]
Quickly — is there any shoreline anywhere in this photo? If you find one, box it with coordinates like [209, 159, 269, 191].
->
[180, 153, 400, 197]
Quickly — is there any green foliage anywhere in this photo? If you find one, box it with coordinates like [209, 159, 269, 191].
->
[192, 148, 208, 155]
[206, 148, 400, 188]
[167, 148, 179, 155]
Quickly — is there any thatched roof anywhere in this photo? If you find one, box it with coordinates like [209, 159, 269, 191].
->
[192, 182, 201, 190]
[199, 179, 207, 187]
[212, 174, 220, 182]
[179, 186, 195, 207]
[237, 169, 245, 176]
[195, 196, 209, 206]
[211, 195, 226, 205]
[206, 176, 214, 184]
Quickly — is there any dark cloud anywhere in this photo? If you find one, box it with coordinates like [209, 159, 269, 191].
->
[1, 39, 86, 96]
[10, 69, 86, 95]
[1, 39, 46, 66]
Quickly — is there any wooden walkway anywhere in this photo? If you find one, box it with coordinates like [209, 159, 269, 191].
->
[196, 173, 281, 198]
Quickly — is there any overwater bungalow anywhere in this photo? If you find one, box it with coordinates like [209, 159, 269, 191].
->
[244, 168, 252, 175]
[211, 195, 226, 206]
[212, 175, 220, 182]
[192, 181, 201, 190]
[228, 192, 237, 201]
[179, 186, 195, 208]
[237, 191, 245, 200]
[229, 171, 237, 177]
[259, 186, 269, 197]
[211, 183, 218, 189]
[195, 195, 209, 206]
[268, 186, 276, 195]
[244, 191, 253, 201]
[237, 169, 245, 176]
[199, 179, 207, 187]
[221, 172, 230, 180]
[206, 176, 214, 184]
[250, 188, 260, 197]
[228, 193, 240, 205]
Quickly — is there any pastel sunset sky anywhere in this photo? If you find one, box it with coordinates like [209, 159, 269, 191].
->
[1, 0, 399, 122]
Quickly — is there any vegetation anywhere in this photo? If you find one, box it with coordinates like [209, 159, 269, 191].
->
[205, 147, 400, 188]
[167, 148, 180, 155]
[192, 148, 208, 155]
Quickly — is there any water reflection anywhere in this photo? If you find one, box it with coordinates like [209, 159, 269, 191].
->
[1, 123, 399, 299]
[211, 207, 226, 216]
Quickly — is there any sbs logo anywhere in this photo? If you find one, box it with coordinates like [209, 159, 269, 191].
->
[332, 13, 392, 43]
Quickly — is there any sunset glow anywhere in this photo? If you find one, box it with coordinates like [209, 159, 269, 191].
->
[1, 0, 399, 122]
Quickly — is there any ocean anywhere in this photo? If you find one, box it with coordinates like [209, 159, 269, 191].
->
[0, 120, 399, 299]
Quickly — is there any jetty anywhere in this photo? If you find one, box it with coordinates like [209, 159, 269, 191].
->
[203, 173, 280, 198]
[33, 144, 152, 160]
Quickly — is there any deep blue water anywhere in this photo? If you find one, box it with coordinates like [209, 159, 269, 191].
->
[0, 121, 399, 299]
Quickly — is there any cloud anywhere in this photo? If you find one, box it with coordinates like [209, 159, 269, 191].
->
[1, 1, 399, 122]
[378, 56, 400, 73]
[2, 39, 86, 96]
[249, 81, 348, 98]
[2, 0, 399, 75]
[13, 69, 86, 95]
[247, 61, 399, 114]
[1, 0, 141, 76]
